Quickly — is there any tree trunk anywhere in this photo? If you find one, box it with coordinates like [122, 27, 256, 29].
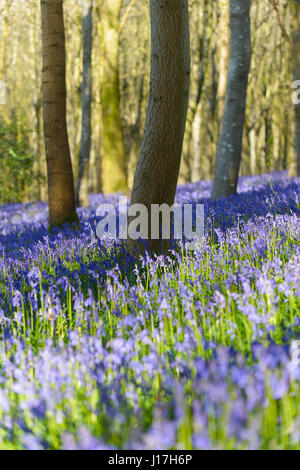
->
[128, 0, 190, 255]
[182, 36, 205, 183]
[41, 0, 78, 228]
[249, 126, 256, 175]
[76, 0, 93, 207]
[217, 0, 230, 140]
[101, 0, 127, 194]
[32, 0, 43, 201]
[292, 0, 300, 176]
[211, 0, 251, 200]
[127, 61, 146, 188]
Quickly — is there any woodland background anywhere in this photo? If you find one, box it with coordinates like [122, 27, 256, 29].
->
[0, 0, 297, 204]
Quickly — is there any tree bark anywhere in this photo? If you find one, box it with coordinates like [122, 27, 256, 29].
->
[41, 0, 78, 228]
[101, 0, 127, 194]
[128, 0, 190, 255]
[76, 0, 93, 207]
[32, 0, 43, 201]
[211, 0, 251, 200]
[182, 36, 205, 183]
[292, 0, 300, 176]
[217, 0, 230, 140]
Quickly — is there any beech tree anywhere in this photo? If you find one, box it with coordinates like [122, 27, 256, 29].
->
[211, 0, 252, 200]
[292, 0, 300, 176]
[128, 0, 191, 254]
[217, 0, 230, 139]
[76, 0, 93, 206]
[101, 0, 127, 194]
[41, 0, 78, 228]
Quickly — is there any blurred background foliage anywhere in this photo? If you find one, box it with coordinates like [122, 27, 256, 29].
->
[0, 112, 44, 203]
